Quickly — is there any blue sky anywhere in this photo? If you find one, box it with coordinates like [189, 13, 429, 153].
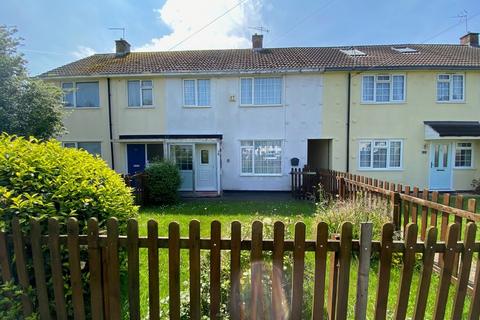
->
[1, 0, 479, 75]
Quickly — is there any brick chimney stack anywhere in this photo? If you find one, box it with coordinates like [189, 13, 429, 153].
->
[460, 32, 479, 47]
[115, 39, 131, 57]
[252, 34, 263, 50]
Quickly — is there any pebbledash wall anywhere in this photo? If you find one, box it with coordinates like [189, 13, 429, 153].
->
[321, 70, 480, 190]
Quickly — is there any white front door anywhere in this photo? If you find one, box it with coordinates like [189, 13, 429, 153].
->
[170, 144, 194, 191]
[429, 142, 452, 190]
[195, 144, 217, 191]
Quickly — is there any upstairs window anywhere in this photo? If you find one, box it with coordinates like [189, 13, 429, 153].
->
[183, 79, 210, 106]
[358, 140, 403, 170]
[437, 74, 464, 102]
[62, 81, 100, 108]
[362, 75, 405, 103]
[240, 77, 282, 106]
[455, 142, 473, 168]
[128, 80, 153, 107]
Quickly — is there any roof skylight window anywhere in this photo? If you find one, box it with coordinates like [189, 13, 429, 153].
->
[392, 46, 418, 53]
[340, 49, 367, 56]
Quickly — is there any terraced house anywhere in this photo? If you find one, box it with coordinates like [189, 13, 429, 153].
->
[40, 32, 480, 193]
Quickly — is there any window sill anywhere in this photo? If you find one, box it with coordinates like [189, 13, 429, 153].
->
[239, 104, 283, 108]
[127, 106, 155, 109]
[360, 101, 406, 105]
[436, 101, 466, 104]
[183, 105, 212, 108]
[240, 173, 283, 177]
[357, 168, 404, 172]
[453, 167, 475, 170]
[64, 106, 101, 110]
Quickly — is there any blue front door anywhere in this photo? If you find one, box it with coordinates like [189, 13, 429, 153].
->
[127, 144, 146, 174]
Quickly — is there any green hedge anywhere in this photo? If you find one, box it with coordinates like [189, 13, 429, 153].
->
[0, 134, 137, 233]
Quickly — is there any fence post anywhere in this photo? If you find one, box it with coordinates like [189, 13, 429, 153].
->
[391, 192, 401, 231]
[338, 177, 346, 201]
[327, 234, 340, 320]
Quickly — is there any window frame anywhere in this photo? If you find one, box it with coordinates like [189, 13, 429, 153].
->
[61, 81, 100, 108]
[62, 141, 102, 156]
[361, 74, 406, 104]
[436, 73, 465, 103]
[240, 139, 283, 176]
[454, 142, 474, 169]
[239, 76, 283, 107]
[182, 79, 211, 107]
[357, 139, 404, 170]
[127, 79, 154, 108]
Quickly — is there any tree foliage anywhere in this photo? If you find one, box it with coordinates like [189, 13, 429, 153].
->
[0, 26, 64, 139]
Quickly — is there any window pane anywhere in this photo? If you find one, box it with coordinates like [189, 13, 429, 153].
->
[240, 78, 253, 104]
[201, 150, 209, 164]
[442, 145, 449, 167]
[455, 142, 472, 167]
[76, 82, 99, 107]
[141, 80, 152, 88]
[362, 76, 374, 101]
[389, 141, 402, 167]
[241, 140, 253, 147]
[128, 81, 141, 106]
[147, 144, 163, 163]
[375, 82, 390, 102]
[241, 147, 253, 173]
[63, 142, 76, 148]
[183, 80, 196, 105]
[373, 142, 387, 168]
[253, 140, 282, 174]
[171, 145, 193, 170]
[437, 79, 450, 101]
[254, 77, 282, 105]
[62, 83, 74, 107]
[434, 145, 440, 167]
[359, 142, 371, 168]
[77, 142, 101, 155]
[452, 75, 463, 100]
[142, 88, 153, 105]
[197, 79, 210, 106]
[392, 76, 404, 101]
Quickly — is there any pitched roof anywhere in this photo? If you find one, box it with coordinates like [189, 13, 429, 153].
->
[424, 121, 480, 137]
[40, 44, 480, 78]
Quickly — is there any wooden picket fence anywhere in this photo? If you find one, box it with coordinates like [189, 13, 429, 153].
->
[2, 217, 480, 319]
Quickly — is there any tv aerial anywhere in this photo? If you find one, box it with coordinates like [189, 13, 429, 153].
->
[109, 27, 126, 39]
[249, 26, 270, 35]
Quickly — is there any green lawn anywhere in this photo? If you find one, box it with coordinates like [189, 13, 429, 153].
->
[119, 198, 471, 319]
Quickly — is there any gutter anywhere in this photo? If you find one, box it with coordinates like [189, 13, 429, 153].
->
[346, 72, 351, 172]
[107, 78, 115, 170]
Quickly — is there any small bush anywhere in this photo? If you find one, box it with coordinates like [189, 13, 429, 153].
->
[0, 281, 38, 320]
[315, 197, 392, 240]
[145, 161, 181, 204]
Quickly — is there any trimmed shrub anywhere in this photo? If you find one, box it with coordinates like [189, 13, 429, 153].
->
[0, 134, 137, 233]
[145, 161, 181, 204]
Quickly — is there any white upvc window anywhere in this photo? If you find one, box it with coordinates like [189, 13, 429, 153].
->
[454, 142, 473, 168]
[240, 140, 282, 175]
[436, 74, 464, 102]
[183, 79, 211, 107]
[62, 81, 100, 108]
[128, 80, 153, 107]
[358, 139, 403, 170]
[240, 77, 282, 106]
[63, 141, 102, 156]
[361, 75, 405, 103]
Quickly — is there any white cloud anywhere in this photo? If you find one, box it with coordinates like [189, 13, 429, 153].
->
[71, 46, 96, 59]
[136, 0, 264, 52]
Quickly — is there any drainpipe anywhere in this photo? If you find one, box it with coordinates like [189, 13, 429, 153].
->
[107, 78, 115, 170]
[346, 72, 351, 172]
